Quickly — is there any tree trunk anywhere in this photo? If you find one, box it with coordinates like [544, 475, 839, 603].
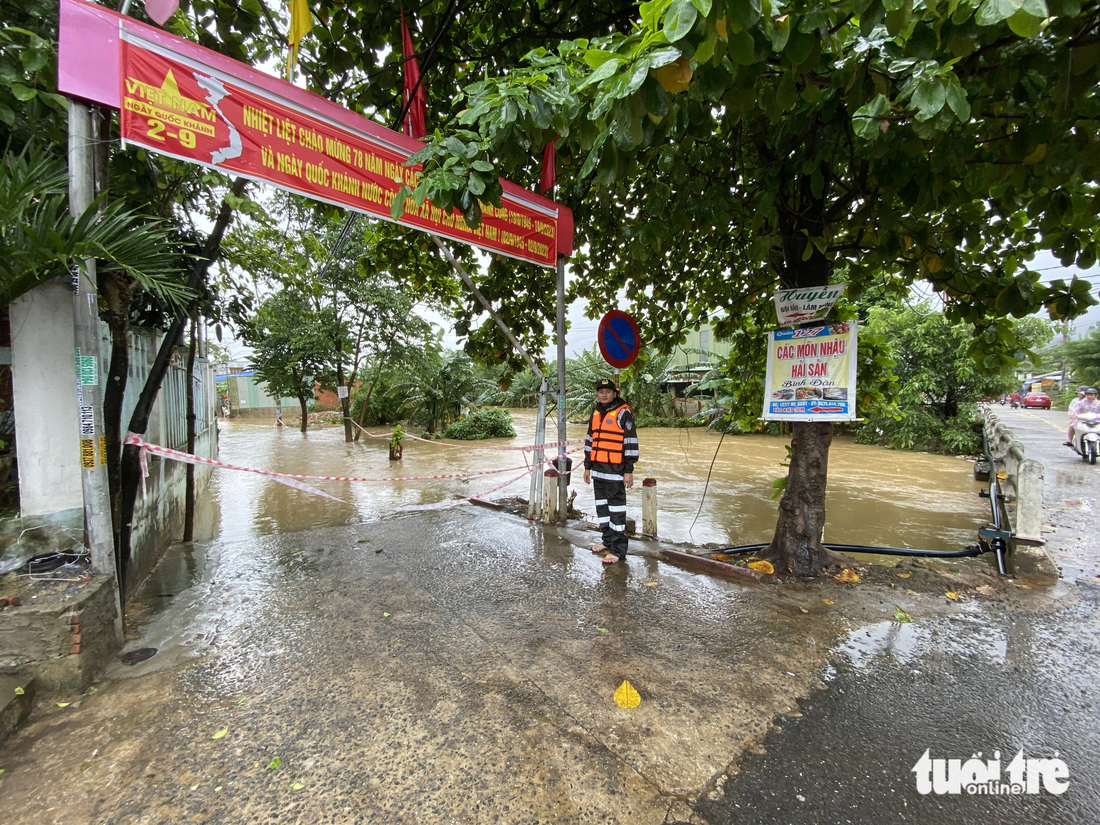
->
[763, 158, 843, 577]
[100, 273, 134, 540]
[298, 394, 309, 431]
[759, 421, 842, 576]
[117, 178, 246, 603]
[183, 310, 197, 542]
[336, 339, 352, 443]
[944, 386, 958, 419]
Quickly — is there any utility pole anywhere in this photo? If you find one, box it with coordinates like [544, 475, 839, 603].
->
[555, 255, 568, 522]
[69, 99, 122, 639]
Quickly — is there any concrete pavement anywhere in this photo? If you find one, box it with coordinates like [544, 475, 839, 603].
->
[0, 509, 871, 824]
[698, 405, 1100, 825]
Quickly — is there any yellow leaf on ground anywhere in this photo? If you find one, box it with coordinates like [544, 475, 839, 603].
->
[290, 782, 305, 790]
[822, 598, 835, 605]
[643, 581, 660, 587]
[747, 560, 775, 575]
[894, 605, 914, 623]
[614, 680, 641, 709]
[945, 591, 959, 600]
[896, 572, 912, 579]
[56, 702, 70, 708]
[712, 553, 736, 562]
[833, 569, 860, 584]
[212, 726, 229, 740]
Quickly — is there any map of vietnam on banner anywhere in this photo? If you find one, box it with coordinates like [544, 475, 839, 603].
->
[117, 32, 560, 268]
[762, 323, 859, 422]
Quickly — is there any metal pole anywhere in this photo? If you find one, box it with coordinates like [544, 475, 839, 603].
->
[69, 100, 122, 635]
[528, 378, 547, 520]
[555, 255, 568, 522]
[430, 235, 546, 384]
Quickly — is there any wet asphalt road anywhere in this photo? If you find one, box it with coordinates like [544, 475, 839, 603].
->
[697, 406, 1100, 825]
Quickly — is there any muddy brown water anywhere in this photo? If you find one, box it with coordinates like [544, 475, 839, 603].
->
[192, 409, 986, 553]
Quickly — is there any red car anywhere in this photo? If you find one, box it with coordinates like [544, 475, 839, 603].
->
[1022, 392, 1051, 409]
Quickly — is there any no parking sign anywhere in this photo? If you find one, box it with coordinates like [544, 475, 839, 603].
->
[597, 310, 641, 369]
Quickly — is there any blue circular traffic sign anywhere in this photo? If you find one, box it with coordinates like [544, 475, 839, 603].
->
[598, 310, 641, 369]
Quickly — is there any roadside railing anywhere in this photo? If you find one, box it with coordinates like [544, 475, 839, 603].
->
[981, 407, 1045, 549]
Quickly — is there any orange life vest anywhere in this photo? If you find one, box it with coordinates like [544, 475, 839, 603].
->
[589, 404, 631, 464]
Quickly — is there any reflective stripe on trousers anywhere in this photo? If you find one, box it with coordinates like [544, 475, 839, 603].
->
[592, 475, 628, 558]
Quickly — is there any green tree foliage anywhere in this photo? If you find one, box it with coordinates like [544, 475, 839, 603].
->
[1063, 325, 1100, 388]
[855, 303, 1052, 452]
[443, 407, 517, 440]
[402, 0, 1100, 574]
[239, 290, 332, 431]
[224, 196, 437, 437]
[400, 350, 496, 433]
[350, 345, 496, 432]
[0, 148, 187, 305]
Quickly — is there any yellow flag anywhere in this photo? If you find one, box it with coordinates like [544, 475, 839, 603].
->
[286, 0, 313, 79]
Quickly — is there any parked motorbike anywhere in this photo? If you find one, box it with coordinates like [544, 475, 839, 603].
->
[1071, 411, 1100, 465]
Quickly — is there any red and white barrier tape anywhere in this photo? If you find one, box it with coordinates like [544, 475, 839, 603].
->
[125, 433, 583, 508]
[350, 418, 582, 452]
[125, 433, 344, 503]
[394, 468, 532, 512]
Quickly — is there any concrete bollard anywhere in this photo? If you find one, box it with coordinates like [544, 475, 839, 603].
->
[1015, 459, 1044, 542]
[641, 477, 657, 537]
[542, 468, 558, 524]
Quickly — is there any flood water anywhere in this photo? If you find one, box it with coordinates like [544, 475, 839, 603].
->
[191, 409, 986, 553]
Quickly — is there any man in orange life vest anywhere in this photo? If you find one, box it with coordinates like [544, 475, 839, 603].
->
[583, 377, 640, 565]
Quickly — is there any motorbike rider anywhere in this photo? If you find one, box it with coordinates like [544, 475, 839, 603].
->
[1066, 386, 1087, 443]
[1068, 387, 1100, 447]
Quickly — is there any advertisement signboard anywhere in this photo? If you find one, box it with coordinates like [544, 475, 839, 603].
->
[762, 323, 859, 421]
[773, 284, 846, 327]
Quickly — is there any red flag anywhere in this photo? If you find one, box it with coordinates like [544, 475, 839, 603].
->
[540, 136, 557, 195]
[400, 9, 427, 140]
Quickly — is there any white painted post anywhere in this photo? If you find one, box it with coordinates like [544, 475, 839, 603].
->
[641, 476, 657, 538]
[543, 468, 558, 524]
[9, 284, 83, 522]
[1004, 449, 1020, 496]
[1015, 459, 1045, 542]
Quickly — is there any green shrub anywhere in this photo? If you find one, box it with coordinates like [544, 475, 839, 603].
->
[854, 404, 982, 455]
[443, 408, 516, 440]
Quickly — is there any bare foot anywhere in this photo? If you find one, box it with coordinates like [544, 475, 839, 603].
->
[591, 544, 607, 554]
[602, 554, 621, 565]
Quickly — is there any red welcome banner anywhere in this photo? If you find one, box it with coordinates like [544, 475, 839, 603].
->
[117, 33, 559, 267]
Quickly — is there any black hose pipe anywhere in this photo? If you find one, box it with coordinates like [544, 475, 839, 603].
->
[710, 543, 988, 559]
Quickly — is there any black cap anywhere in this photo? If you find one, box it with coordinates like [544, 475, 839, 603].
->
[595, 378, 618, 392]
